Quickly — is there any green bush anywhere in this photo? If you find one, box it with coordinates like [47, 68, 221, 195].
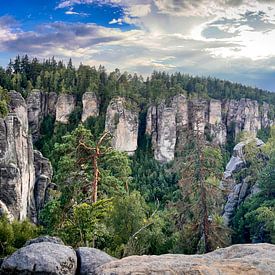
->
[0, 216, 39, 257]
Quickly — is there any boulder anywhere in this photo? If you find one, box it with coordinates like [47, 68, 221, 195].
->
[81, 92, 99, 122]
[96, 243, 275, 275]
[1, 242, 77, 274]
[76, 247, 115, 275]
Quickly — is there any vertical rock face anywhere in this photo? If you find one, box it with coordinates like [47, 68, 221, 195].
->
[27, 90, 58, 142]
[105, 97, 139, 155]
[27, 90, 48, 142]
[208, 100, 227, 145]
[221, 138, 264, 225]
[81, 92, 99, 122]
[146, 95, 273, 163]
[55, 94, 76, 124]
[225, 99, 261, 138]
[146, 95, 188, 163]
[33, 150, 53, 222]
[0, 91, 52, 222]
[0, 91, 35, 220]
[154, 104, 177, 163]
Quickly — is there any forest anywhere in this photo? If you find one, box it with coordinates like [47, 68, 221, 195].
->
[0, 55, 274, 258]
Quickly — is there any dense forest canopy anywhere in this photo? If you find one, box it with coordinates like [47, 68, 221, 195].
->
[1, 55, 275, 107]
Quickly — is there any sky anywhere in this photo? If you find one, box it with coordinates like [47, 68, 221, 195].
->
[0, 0, 275, 91]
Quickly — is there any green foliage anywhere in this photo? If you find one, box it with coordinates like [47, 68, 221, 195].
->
[106, 191, 178, 257]
[0, 216, 39, 257]
[0, 86, 9, 118]
[40, 125, 131, 247]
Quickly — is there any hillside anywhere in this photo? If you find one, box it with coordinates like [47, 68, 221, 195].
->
[0, 56, 274, 258]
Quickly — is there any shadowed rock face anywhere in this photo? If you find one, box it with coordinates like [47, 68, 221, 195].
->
[105, 97, 139, 155]
[81, 92, 99, 122]
[96, 243, 275, 275]
[221, 138, 265, 226]
[0, 91, 52, 223]
[55, 94, 76, 124]
[27, 90, 57, 142]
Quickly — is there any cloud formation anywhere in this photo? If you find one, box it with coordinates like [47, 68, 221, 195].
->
[1, 0, 275, 90]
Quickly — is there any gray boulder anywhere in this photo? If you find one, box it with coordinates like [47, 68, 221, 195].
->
[1, 242, 76, 274]
[76, 247, 115, 275]
[24, 236, 64, 246]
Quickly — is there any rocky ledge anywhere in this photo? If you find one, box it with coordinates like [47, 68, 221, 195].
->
[0, 237, 274, 274]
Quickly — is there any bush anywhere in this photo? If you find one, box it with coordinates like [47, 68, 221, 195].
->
[0, 216, 39, 257]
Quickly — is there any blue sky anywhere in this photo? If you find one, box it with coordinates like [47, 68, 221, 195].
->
[0, 0, 275, 91]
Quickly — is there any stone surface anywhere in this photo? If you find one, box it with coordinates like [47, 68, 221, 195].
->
[222, 138, 264, 225]
[0, 91, 36, 221]
[105, 97, 139, 155]
[81, 92, 99, 122]
[96, 243, 275, 275]
[56, 94, 76, 124]
[146, 95, 272, 163]
[24, 236, 64, 246]
[33, 150, 53, 221]
[1, 242, 77, 274]
[26, 90, 58, 141]
[76, 247, 115, 275]
[0, 91, 52, 222]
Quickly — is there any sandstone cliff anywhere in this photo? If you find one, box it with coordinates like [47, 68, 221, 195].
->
[27, 90, 57, 142]
[0, 91, 52, 222]
[146, 95, 273, 163]
[81, 92, 99, 122]
[55, 93, 76, 124]
[105, 97, 139, 155]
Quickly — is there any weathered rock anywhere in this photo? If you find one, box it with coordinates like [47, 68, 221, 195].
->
[56, 94, 76, 124]
[153, 103, 177, 163]
[26, 90, 47, 142]
[208, 99, 227, 145]
[1, 242, 77, 274]
[76, 247, 115, 275]
[0, 91, 36, 221]
[189, 99, 207, 134]
[146, 95, 188, 162]
[105, 97, 139, 155]
[222, 138, 264, 225]
[24, 236, 64, 246]
[81, 92, 99, 122]
[33, 150, 53, 221]
[96, 243, 275, 275]
[0, 91, 52, 222]
[48, 92, 58, 117]
[225, 99, 261, 138]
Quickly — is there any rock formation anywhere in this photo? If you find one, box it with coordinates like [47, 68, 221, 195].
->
[146, 95, 273, 163]
[221, 138, 265, 225]
[0, 91, 52, 223]
[81, 92, 99, 122]
[97, 243, 275, 274]
[1, 242, 77, 274]
[26, 90, 57, 142]
[76, 247, 116, 275]
[105, 97, 139, 155]
[1, 237, 274, 275]
[55, 94, 76, 124]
